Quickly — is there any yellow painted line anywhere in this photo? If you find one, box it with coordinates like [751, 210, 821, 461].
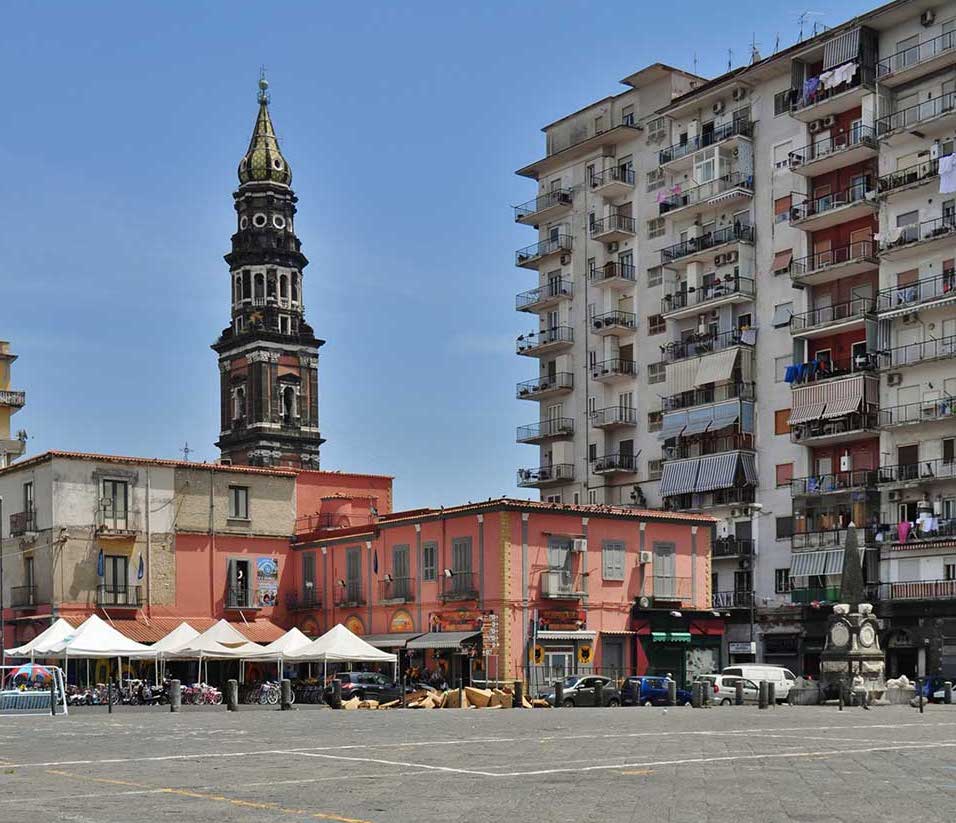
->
[621, 769, 654, 776]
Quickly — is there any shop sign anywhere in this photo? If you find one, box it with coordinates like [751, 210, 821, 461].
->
[729, 641, 756, 655]
[256, 557, 279, 607]
[536, 607, 585, 632]
[481, 611, 499, 650]
[431, 609, 483, 632]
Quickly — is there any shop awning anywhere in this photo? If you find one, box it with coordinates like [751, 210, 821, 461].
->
[406, 631, 481, 651]
[537, 630, 596, 641]
[710, 400, 740, 431]
[659, 410, 688, 440]
[791, 549, 844, 577]
[660, 459, 700, 497]
[666, 359, 699, 395]
[695, 348, 738, 387]
[651, 631, 668, 642]
[361, 632, 424, 649]
[682, 406, 715, 435]
[696, 453, 739, 492]
[668, 632, 692, 643]
[740, 452, 758, 486]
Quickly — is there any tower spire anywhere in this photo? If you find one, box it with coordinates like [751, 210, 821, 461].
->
[238, 71, 290, 186]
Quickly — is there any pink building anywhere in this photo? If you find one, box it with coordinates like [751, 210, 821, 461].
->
[291, 500, 718, 688]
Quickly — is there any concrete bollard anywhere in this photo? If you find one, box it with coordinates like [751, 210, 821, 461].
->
[170, 679, 181, 713]
[107, 681, 113, 714]
[838, 685, 845, 711]
[945, 681, 953, 705]
[691, 681, 702, 708]
[226, 679, 238, 711]
[758, 680, 769, 710]
[735, 679, 744, 706]
[554, 681, 565, 707]
[280, 678, 292, 710]
[767, 681, 776, 707]
[332, 679, 342, 709]
[666, 680, 677, 707]
[702, 680, 713, 707]
[918, 678, 925, 714]
[513, 680, 524, 709]
[594, 679, 604, 708]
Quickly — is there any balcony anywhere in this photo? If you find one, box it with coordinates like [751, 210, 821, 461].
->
[9, 508, 37, 537]
[658, 172, 753, 218]
[540, 570, 587, 599]
[788, 127, 878, 176]
[791, 410, 879, 445]
[661, 327, 756, 364]
[871, 579, 956, 603]
[516, 279, 573, 313]
[98, 584, 143, 609]
[789, 182, 877, 232]
[789, 241, 878, 287]
[880, 398, 956, 430]
[516, 326, 574, 357]
[877, 269, 956, 317]
[589, 166, 635, 198]
[880, 215, 956, 261]
[0, 390, 26, 409]
[789, 66, 875, 122]
[440, 571, 478, 601]
[790, 297, 874, 339]
[590, 405, 637, 429]
[659, 224, 754, 267]
[591, 309, 636, 336]
[516, 373, 573, 401]
[333, 582, 365, 607]
[589, 213, 636, 243]
[790, 469, 878, 497]
[589, 260, 636, 290]
[791, 527, 875, 551]
[712, 590, 754, 609]
[514, 189, 573, 226]
[663, 433, 754, 461]
[878, 31, 956, 87]
[591, 453, 637, 476]
[515, 235, 572, 269]
[96, 509, 137, 537]
[285, 589, 321, 611]
[791, 586, 841, 605]
[877, 92, 955, 139]
[878, 156, 948, 197]
[661, 275, 754, 321]
[663, 382, 754, 413]
[517, 120, 642, 180]
[517, 464, 574, 488]
[665, 487, 755, 511]
[877, 457, 956, 488]
[10, 585, 40, 609]
[712, 537, 754, 559]
[378, 576, 415, 604]
[658, 119, 753, 170]
[516, 417, 574, 445]
[787, 350, 879, 385]
[879, 334, 956, 370]
[878, 518, 956, 547]
[590, 358, 635, 383]
[650, 575, 693, 602]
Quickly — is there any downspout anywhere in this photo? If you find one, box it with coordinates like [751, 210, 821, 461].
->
[521, 512, 529, 687]
[145, 466, 152, 618]
[477, 515, 484, 609]
[209, 468, 216, 616]
[415, 524, 423, 631]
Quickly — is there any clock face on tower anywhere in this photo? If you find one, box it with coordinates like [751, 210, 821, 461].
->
[859, 624, 876, 648]
[829, 622, 850, 648]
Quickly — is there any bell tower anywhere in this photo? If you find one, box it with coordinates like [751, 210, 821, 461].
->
[213, 74, 324, 468]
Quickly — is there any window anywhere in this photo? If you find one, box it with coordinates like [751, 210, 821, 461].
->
[646, 168, 666, 191]
[648, 314, 666, 335]
[104, 554, 131, 602]
[228, 485, 249, 519]
[22, 481, 34, 516]
[573, 492, 580, 505]
[647, 217, 665, 239]
[545, 494, 562, 503]
[737, 313, 752, 330]
[622, 105, 635, 126]
[944, 438, 955, 465]
[774, 409, 791, 435]
[588, 490, 597, 505]
[776, 516, 794, 540]
[101, 479, 129, 530]
[587, 395, 596, 415]
[648, 410, 663, 432]
[602, 541, 626, 580]
[647, 266, 663, 287]
[422, 542, 437, 581]
[647, 116, 665, 134]
[774, 195, 791, 224]
[587, 257, 596, 277]
[588, 443, 598, 462]
[775, 463, 794, 487]
[774, 568, 792, 594]
[772, 302, 793, 328]
[648, 362, 665, 384]
[945, 562, 956, 582]
[775, 356, 790, 382]
[772, 249, 793, 275]
[302, 552, 316, 601]
[773, 90, 791, 116]
[451, 538, 473, 595]
[648, 459, 663, 481]
[772, 141, 793, 169]
[226, 557, 251, 607]
[345, 546, 362, 602]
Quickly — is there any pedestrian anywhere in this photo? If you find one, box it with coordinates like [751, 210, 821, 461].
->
[851, 673, 870, 710]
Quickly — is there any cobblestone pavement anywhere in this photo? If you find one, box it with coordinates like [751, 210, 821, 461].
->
[1, 704, 955, 822]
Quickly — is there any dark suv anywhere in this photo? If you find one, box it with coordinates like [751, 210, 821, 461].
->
[543, 675, 621, 707]
[324, 672, 401, 704]
[621, 676, 692, 706]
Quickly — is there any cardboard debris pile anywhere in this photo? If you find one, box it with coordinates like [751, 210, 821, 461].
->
[341, 685, 551, 710]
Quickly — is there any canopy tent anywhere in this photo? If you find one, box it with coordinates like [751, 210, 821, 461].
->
[177, 619, 263, 659]
[5, 618, 76, 660]
[47, 615, 156, 658]
[287, 624, 397, 663]
[128, 621, 201, 682]
[242, 626, 314, 680]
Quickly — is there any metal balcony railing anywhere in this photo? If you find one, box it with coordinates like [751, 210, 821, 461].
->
[790, 470, 878, 496]
[878, 517, 956, 544]
[791, 586, 841, 605]
[441, 571, 478, 601]
[790, 241, 876, 279]
[870, 579, 956, 602]
[333, 582, 365, 607]
[660, 224, 754, 264]
[589, 261, 636, 285]
[791, 528, 876, 551]
[589, 213, 636, 237]
[294, 512, 376, 534]
[878, 31, 956, 78]
[791, 66, 875, 114]
[591, 309, 636, 332]
[516, 372, 574, 399]
[285, 589, 321, 611]
[787, 352, 878, 384]
[712, 590, 754, 609]
[665, 487, 756, 510]
[790, 411, 879, 443]
[881, 215, 956, 252]
[0, 390, 26, 408]
[877, 92, 955, 136]
[516, 418, 575, 443]
[658, 118, 753, 165]
[379, 576, 415, 603]
[540, 570, 587, 599]
[590, 406, 637, 427]
[712, 537, 755, 559]
[96, 509, 135, 533]
[877, 269, 956, 313]
[662, 276, 754, 314]
[98, 584, 143, 608]
[663, 382, 754, 413]
[790, 182, 875, 222]
[790, 297, 874, 332]
[590, 166, 635, 188]
[663, 432, 754, 460]
[514, 189, 573, 221]
[517, 464, 575, 486]
[591, 453, 637, 473]
[877, 458, 956, 485]
[10, 585, 38, 608]
[661, 327, 756, 363]
[590, 358, 635, 379]
[878, 156, 948, 194]
[516, 279, 573, 310]
[879, 334, 956, 369]
[658, 172, 753, 215]
[879, 398, 956, 428]
[788, 126, 878, 170]
[515, 235, 572, 266]
[9, 508, 37, 537]
[516, 326, 574, 354]
[651, 576, 693, 601]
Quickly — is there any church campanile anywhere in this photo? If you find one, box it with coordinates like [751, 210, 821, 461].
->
[213, 75, 324, 468]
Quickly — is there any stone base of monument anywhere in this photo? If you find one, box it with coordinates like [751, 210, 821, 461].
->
[788, 684, 825, 705]
[880, 686, 917, 705]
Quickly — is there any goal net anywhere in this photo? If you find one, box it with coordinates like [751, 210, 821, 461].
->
[0, 664, 68, 716]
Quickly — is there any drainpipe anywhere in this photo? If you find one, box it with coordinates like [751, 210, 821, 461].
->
[521, 513, 529, 687]
[477, 515, 484, 609]
[209, 468, 216, 615]
[415, 524, 423, 631]
[145, 467, 152, 617]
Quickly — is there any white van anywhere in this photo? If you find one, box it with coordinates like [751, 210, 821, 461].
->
[721, 665, 796, 700]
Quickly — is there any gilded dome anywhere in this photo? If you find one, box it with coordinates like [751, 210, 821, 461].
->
[238, 80, 292, 186]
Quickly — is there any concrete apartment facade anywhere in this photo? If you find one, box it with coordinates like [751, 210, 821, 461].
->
[513, 0, 956, 677]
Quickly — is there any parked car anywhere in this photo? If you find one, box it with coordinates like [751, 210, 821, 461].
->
[694, 673, 760, 705]
[620, 676, 692, 706]
[324, 672, 402, 704]
[721, 665, 796, 700]
[542, 675, 621, 707]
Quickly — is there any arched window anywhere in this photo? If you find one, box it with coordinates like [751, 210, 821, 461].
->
[233, 275, 242, 304]
[254, 273, 265, 300]
[234, 386, 246, 421]
[242, 270, 251, 300]
[279, 274, 289, 301]
[283, 386, 296, 424]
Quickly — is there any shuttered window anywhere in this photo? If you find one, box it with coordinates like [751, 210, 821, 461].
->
[602, 541, 626, 581]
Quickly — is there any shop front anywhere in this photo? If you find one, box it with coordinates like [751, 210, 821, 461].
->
[632, 612, 724, 687]
[402, 609, 485, 688]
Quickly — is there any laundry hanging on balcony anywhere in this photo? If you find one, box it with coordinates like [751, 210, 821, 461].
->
[940, 153, 956, 195]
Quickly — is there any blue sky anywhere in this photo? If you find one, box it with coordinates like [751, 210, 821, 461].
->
[1, 1, 872, 510]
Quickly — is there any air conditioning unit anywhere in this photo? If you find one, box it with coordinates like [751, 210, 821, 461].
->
[887, 372, 903, 387]
[739, 558, 752, 570]
[560, 254, 571, 265]
[889, 490, 902, 502]
[730, 508, 740, 518]
[713, 100, 726, 115]
[840, 453, 852, 472]
[572, 538, 588, 552]
[732, 87, 748, 101]
[714, 253, 725, 266]
[639, 550, 653, 564]
[725, 250, 739, 264]
[809, 119, 823, 134]
[607, 241, 619, 252]
[822, 115, 837, 128]
[922, 9, 936, 26]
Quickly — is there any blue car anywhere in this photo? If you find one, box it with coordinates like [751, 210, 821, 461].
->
[621, 675, 692, 706]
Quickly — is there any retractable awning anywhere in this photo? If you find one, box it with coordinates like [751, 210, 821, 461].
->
[659, 410, 688, 440]
[695, 349, 739, 387]
[660, 459, 700, 497]
[790, 550, 844, 577]
[819, 375, 865, 420]
[682, 406, 715, 436]
[740, 452, 758, 486]
[406, 631, 481, 651]
[789, 383, 828, 425]
[789, 403, 827, 424]
[666, 359, 699, 395]
[710, 400, 741, 431]
[772, 249, 793, 273]
[361, 633, 424, 649]
[696, 453, 739, 492]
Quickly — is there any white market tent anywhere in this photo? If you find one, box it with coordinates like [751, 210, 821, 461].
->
[5, 618, 77, 661]
[177, 619, 263, 659]
[143, 622, 200, 658]
[286, 624, 398, 680]
[47, 614, 156, 658]
[243, 626, 313, 679]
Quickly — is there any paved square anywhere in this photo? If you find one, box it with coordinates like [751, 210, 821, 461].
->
[1, 704, 955, 822]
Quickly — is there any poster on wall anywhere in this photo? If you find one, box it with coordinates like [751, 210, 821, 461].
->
[256, 557, 279, 607]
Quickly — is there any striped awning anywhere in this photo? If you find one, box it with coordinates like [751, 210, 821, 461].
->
[789, 382, 828, 425]
[682, 406, 715, 436]
[791, 550, 844, 577]
[696, 453, 739, 492]
[660, 459, 700, 497]
[789, 403, 826, 424]
[710, 400, 740, 431]
[666, 359, 699, 395]
[740, 452, 758, 486]
[819, 375, 865, 419]
[695, 349, 738, 387]
[659, 410, 688, 440]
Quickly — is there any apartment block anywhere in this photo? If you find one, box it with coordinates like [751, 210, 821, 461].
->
[513, 0, 956, 677]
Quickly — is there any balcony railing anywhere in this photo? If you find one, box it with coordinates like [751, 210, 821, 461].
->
[790, 469, 878, 496]
[589, 213, 636, 238]
[515, 235, 572, 266]
[516, 279, 573, 311]
[787, 351, 878, 384]
[877, 92, 955, 136]
[651, 575, 693, 601]
[665, 487, 756, 510]
[591, 309, 636, 332]
[333, 582, 365, 607]
[790, 297, 874, 333]
[662, 276, 754, 314]
[791, 527, 875, 551]
[877, 269, 956, 313]
[10, 585, 39, 608]
[878, 31, 956, 78]
[591, 453, 637, 473]
[441, 571, 478, 601]
[98, 584, 143, 608]
[871, 579, 956, 603]
[791, 586, 841, 605]
[712, 590, 754, 609]
[514, 189, 573, 221]
[517, 464, 575, 487]
[790, 181, 875, 223]
[9, 508, 37, 537]
[658, 172, 752, 215]
[879, 334, 956, 369]
[712, 537, 755, 559]
[661, 327, 756, 363]
[663, 432, 754, 460]
[878, 156, 947, 195]
[788, 126, 878, 170]
[662, 382, 754, 413]
[294, 512, 376, 534]
[880, 215, 956, 253]
[285, 589, 321, 611]
[0, 390, 26, 408]
[590, 406, 637, 427]
[516, 372, 574, 400]
[879, 517, 956, 545]
[790, 241, 876, 280]
[877, 457, 956, 485]
[589, 260, 636, 285]
[516, 326, 574, 355]
[660, 224, 754, 264]
[96, 510, 135, 533]
[790, 411, 879, 443]
[590, 166, 635, 188]
[879, 398, 956, 428]
[516, 418, 574, 443]
[590, 358, 635, 379]
[791, 66, 875, 114]
[658, 119, 753, 165]
[379, 576, 415, 603]
[540, 570, 587, 599]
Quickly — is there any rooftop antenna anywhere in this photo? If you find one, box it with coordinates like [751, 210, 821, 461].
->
[750, 33, 761, 64]
[798, 11, 825, 42]
[693, 51, 699, 75]
[180, 442, 193, 462]
[728, 48, 734, 71]
[774, 33, 781, 54]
